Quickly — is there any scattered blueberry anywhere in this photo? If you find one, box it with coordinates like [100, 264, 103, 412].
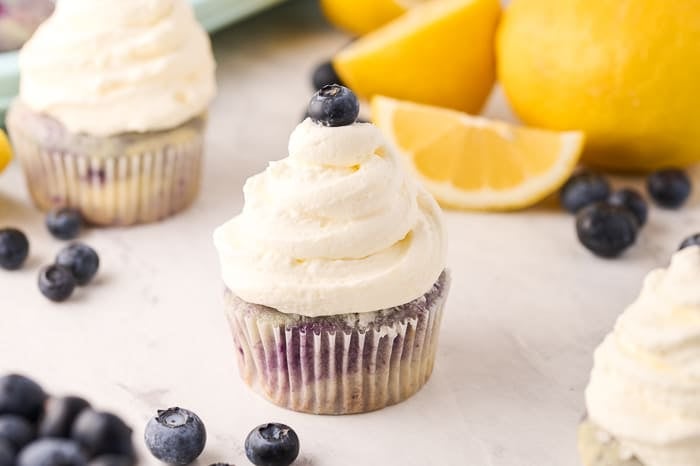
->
[0, 228, 29, 270]
[679, 233, 700, 251]
[576, 202, 639, 258]
[144, 407, 206, 465]
[560, 172, 610, 213]
[647, 169, 691, 209]
[311, 60, 344, 90]
[71, 410, 134, 458]
[308, 84, 359, 127]
[245, 423, 300, 466]
[0, 415, 35, 451]
[88, 454, 135, 466]
[46, 207, 83, 240]
[17, 438, 87, 466]
[0, 440, 14, 466]
[0, 374, 46, 422]
[56, 243, 100, 286]
[39, 396, 90, 438]
[38, 265, 76, 302]
[608, 188, 648, 226]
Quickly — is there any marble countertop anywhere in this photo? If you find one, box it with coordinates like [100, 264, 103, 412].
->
[1, 1, 698, 465]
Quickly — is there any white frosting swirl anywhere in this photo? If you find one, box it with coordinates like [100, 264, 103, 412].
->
[18, 0, 216, 136]
[585, 246, 700, 466]
[213, 119, 447, 316]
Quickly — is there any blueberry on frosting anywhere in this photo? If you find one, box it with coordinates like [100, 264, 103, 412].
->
[307, 84, 359, 127]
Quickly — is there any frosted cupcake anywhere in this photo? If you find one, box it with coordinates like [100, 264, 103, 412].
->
[6, 0, 216, 225]
[579, 246, 700, 466]
[214, 86, 449, 414]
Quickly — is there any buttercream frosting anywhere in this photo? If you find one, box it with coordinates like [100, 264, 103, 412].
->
[585, 246, 700, 466]
[213, 118, 447, 316]
[18, 0, 216, 136]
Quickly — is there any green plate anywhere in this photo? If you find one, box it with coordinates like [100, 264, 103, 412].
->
[0, 0, 286, 124]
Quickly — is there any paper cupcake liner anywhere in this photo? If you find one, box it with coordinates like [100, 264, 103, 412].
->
[578, 418, 645, 466]
[6, 100, 205, 226]
[224, 271, 450, 415]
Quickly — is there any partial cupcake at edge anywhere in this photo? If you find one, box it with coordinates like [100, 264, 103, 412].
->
[214, 85, 450, 415]
[6, 0, 217, 226]
[579, 245, 700, 466]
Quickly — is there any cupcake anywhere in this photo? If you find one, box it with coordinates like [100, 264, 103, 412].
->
[6, 0, 216, 225]
[579, 246, 700, 466]
[213, 86, 449, 414]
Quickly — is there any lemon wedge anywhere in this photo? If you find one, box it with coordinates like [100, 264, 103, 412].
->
[371, 96, 585, 210]
[0, 129, 12, 174]
[334, 0, 500, 114]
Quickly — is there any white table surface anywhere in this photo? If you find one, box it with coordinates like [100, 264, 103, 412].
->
[1, 1, 698, 465]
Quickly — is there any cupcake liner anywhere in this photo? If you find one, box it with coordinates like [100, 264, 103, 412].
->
[578, 418, 645, 466]
[225, 271, 450, 415]
[6, 100, 205, 226]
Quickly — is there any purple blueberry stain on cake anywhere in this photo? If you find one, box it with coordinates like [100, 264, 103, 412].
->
[85, 168, 106, 185]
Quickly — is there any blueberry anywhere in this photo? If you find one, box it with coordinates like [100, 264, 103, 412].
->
[39, 396, 90, 438]
[0, 415, 35, 451]
[679, 233, 700, 251]
[17, 438, 87, 466]
[0, 228, 29, 270]
[46, 207, 83, 240]
[245, 423, 300, 466]
[88, 454, 135, 466]
[647, 169, 692, 208]
[608, 188, 648, 226]
[144, 407, 206, 465]
[576, 202, 638, 258]
[71, 410, 134, 458]
[307, 84, 359, 127]
[56, 243, 99, 286]
[0, 374, 46, 422]
[560, 172, 610, 213]
[209, 464, 233, 466]
[311, 60, 344, 90]
[38, 265, 76, 302]
[0, 440, 14, 466]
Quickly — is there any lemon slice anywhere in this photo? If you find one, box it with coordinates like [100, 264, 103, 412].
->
[320, 0, 425, 36]
[0, 129, 11, 174]
[333, 0, 500, 114]
[371, 96, 585, 210]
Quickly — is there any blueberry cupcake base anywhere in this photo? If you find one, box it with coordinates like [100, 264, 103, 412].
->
[225, 271, 450, 415]
[578, 418, 644, 466]
[6, 100, 205, 226]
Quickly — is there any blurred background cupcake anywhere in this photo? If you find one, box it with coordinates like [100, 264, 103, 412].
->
[6, 0, 216, 225]
[579, 246, 700, 466]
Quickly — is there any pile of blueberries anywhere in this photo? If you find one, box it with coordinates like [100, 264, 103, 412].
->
[0, 374, 134, 466]
[561, 169, 698, 257]
[0, 373, 302, 466]
[0, 207, 99, 302]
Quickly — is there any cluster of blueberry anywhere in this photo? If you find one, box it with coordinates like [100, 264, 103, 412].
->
[0, 373, 302, 466]
[560, 169, 696, 257]
[0, 374, 134, 466]
[0, 208, 99, 302]
[144, 407, 300, 466]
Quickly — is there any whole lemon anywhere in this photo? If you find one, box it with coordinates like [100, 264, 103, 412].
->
[497, 0, 700, 171]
